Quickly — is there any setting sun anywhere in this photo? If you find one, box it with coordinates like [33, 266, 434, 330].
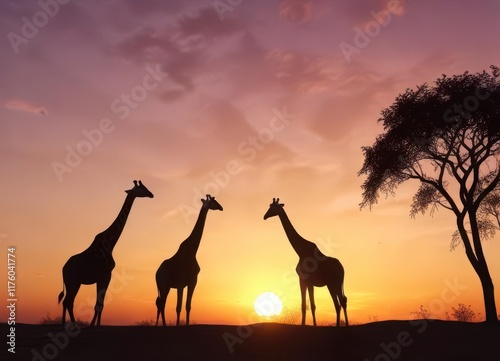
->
[254, 292, 283, 317]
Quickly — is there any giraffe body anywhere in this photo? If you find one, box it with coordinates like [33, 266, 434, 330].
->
[58, 180, 153, 327]
[264, 198, 348, 327]
[155, 195, 222, 326]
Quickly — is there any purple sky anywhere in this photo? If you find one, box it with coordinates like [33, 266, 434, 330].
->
[1, 0, 499, 324]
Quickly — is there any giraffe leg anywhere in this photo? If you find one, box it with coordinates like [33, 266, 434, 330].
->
[62, 306, 66, 327]
[343, 300, 349, 327]
[299, 279, 307, 326]
[340, 287, 348, 327]
[155, 297, 160, 326]
[156, 288, 169, 326]
[185, 280, 197, 326]
[91, 274, 112, 327]
[327, 284, 342, 327]
[307, 284, 317, 326]
[62, 283, 80, 327]
[176, 288, 184, 326]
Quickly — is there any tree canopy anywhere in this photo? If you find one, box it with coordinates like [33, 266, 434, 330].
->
[359, 65, 500, 322]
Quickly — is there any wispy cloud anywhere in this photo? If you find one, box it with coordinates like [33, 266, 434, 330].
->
[3, 99, 48, 116]
[265, 49, 341, 94]
[34, 272, 52, 278]
[112, 6, 246, 97]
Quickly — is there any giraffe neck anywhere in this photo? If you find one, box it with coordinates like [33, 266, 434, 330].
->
[277, 209, 312, 258]
[183, 206, 209, 256]
[99, 193, 136, 252]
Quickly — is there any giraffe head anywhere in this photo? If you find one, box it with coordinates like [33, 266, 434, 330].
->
[263, 198, 284, 220]
[125, 180, 154, 198]
[201, 194, 223, 211]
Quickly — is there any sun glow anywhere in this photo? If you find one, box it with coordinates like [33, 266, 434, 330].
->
[254, 292, 283, 317]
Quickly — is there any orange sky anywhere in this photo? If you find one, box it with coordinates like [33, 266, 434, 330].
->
[1, 0, 500, 326]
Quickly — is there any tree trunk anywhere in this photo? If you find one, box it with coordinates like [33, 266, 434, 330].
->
[477, 265, 498, 323]
[458, 214, 498, 323]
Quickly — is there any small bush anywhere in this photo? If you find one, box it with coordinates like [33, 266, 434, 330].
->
[451, 303, 476, 322]
[411, 305, 431, 320]
[147, 319, 198, 326]
[134, 319, 156, 326]
[39, 312, 89, 328]
[276, 308, 301, 325]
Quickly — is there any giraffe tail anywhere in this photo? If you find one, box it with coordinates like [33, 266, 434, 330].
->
[58, 282, 65, 304]
[155, 287, 161, 309]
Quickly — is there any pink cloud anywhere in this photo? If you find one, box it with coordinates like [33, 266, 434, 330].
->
[3, 99, 48, 116]
[280, 0, 313, 22]
[113, 7, 247, 98]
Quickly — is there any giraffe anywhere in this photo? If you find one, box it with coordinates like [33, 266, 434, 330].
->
[155, 194, 223, 326]
[58, 180, 154, 327]
[264, 198, 348, 327]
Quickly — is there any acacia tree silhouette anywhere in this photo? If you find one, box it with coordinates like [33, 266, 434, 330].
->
[359, 66, 500, 323]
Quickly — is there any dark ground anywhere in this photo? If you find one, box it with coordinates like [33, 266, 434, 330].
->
[3, 320, 500, 361]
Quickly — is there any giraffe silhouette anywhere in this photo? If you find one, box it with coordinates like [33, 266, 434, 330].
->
[155, 194, 223, 326]
[58, 180, 154, 327]
[264, 198, 348, 327]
